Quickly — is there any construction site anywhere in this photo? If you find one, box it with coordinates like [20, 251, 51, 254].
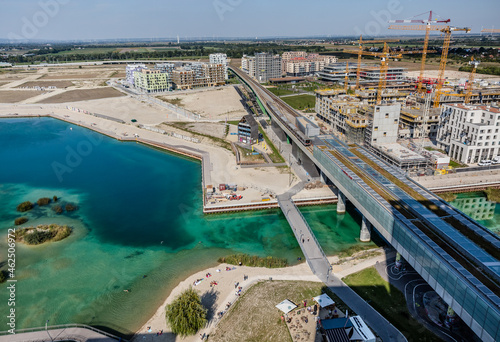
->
[313, 11, 500, 174]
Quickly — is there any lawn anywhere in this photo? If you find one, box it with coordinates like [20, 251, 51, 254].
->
[209, 281, 325, 342]
[258, 126, 285, 163]
[281, 94, 316, 111]
[268, 87, 295, 96]
[343, 267, 441, 342]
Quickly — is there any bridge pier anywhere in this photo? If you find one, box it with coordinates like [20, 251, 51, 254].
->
[360, 216, 371, 242]
[336, 189, 346, 214]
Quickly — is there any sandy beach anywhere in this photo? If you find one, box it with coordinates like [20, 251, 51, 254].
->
[132, 248, 391, 342]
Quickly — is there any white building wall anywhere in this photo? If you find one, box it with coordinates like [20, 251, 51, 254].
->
[369, 104, 401, 145]
[209, 53, 228, 79]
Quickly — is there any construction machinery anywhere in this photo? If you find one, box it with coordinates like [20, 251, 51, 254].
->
[355, 36, 399, 89]
[465, 57, 480, 104]
[433, 26, 471, 107]
[344, 43, 430, 105]
[388, 11, 450, 93]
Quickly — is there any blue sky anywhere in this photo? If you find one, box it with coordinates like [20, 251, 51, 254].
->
[1, 0, 499, 41]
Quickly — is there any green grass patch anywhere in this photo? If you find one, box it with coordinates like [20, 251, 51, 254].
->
[227, 120, 240, 126]
[337, 243, 378, 259]
[449, 160, 468, 168]
[210, 281, 332, 342]
[281, 94, 316, 111]
[343, 267, 440, 342]
[258, 126, 285, 163]
[218, 254, 288, 268]
[268, 87, 295, 96]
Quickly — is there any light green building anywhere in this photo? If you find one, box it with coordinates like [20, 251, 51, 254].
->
[133, 69, 171, 93]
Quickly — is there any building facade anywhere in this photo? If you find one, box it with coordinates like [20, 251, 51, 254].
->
[134, 69, 170, 93]
[171, 63, 225, 90]
[209, 53, 228, 79]
[317, 62, 406, 85]
[255, 52, 282, 83]
[241, 55, 256, 78]
[365, 104, 401, 146]
[282, 53, 337, 76]
[437, 104, 500, 164]
[126, 64, 146, 86]
[237, 115, 258, 145]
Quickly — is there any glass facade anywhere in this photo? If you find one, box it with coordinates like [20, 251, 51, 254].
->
[313, 144, 500, 341]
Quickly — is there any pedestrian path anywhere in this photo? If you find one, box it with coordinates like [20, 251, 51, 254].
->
[0, 324, 122, 342]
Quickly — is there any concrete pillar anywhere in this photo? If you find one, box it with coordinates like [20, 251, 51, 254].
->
[337, 190, 346, 214]
[320, 170, 327, 184]
[360, 216, 371, 242]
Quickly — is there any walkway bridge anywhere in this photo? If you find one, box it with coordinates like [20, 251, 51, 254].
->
[230, 66, 500, 342]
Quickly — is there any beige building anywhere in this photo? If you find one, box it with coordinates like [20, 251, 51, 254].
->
[171, 63, 225, 90]
[282, 52, 337, 76]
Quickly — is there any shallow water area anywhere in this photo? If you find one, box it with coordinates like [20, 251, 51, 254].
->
[0, 117, 364, 335]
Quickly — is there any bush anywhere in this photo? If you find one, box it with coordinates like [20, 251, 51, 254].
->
[17, 201, 33, 212]
[165, 287, 206, 337]
[37, 197, 51, 206]
[52, 225, 72, 241]
[52, 205, 63, 214]
[14, 217, 28, 225]
[217, 254, 288, 268]
[0, 271, 6, 283]
[24, 230, 53, 245]
[53, 195, 58, 202]
[65, 203, 77, 212]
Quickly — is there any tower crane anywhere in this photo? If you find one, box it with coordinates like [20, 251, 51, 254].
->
[355, 36, 399, 89]
[344, 62, 349, 94]
[482, 28, 500, 33]
[388, 10, 450, 93]
[343, 43, 430, 105]
[433, 26, 471, 107]
[465, 57, 480, 104]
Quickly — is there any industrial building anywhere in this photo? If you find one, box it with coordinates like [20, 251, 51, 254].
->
[237, 114, 259, 145]
[209, 53, 228, 79]
[133, 69, 170, 93]
[437, 104, 500, 164]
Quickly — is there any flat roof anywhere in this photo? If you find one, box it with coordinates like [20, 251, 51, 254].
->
[373, 143, 427, 162]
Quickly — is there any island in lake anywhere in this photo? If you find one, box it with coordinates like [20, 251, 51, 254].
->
[13, 224, 72, 245]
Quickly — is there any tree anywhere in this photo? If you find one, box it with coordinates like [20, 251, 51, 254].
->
[165, 287, 206, 337]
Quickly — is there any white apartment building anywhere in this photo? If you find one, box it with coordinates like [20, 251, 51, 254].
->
[284, 56, 338, 76]
[241, 55, 256, 78]
[209, 53, 228, 79]
[437, 104, 500, 164]
[126, 64, 146, 86]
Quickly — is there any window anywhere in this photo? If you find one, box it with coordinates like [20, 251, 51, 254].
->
[373, 138, 377, 142]
[374, 126, 378, 131]
[385, 113, 389, 118]
[383, 132, 387, 137]
[394, 119, 398, 124]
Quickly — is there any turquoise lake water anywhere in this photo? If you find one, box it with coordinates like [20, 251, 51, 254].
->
[0, 118, 365, 336]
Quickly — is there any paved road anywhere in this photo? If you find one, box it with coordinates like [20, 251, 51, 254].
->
[0, 326, 119, 342]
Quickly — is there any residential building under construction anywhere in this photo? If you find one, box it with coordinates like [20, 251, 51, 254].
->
[317, 62, 407, 86]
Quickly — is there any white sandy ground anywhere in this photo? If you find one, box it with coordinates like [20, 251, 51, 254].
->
[132, 248, 391, 342]
[159, 87, 247, 120]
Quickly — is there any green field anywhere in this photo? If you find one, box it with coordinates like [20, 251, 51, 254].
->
[268, 87, 295, 96]
[281, 94, 316, 110]
[343, 267, 441, 342]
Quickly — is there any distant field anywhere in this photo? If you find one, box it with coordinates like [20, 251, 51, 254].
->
[16, 80, 74, 88]
[36, 87, 124, 103]
[0, 90, 43, 103]
[41, 73, 102, 80]
[54, 48, 118, 55]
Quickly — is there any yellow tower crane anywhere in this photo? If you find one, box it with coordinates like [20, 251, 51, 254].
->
[355, 36, 399, 89]
[465, 57, 480, 104]
[344, 43, 430, 105]
[388, 11, 450, 93]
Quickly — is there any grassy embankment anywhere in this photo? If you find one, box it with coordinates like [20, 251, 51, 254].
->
[343, 267, 441, 342]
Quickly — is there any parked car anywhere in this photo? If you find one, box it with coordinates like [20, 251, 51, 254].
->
[492, 157, 500, 165]
[479, 160, 492, 166]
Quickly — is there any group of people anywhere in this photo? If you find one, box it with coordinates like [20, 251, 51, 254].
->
[210, 280, 218, 287]
[235, 286, 243, 296]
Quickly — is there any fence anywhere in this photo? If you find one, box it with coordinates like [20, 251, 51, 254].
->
[0, 323, 124, 341]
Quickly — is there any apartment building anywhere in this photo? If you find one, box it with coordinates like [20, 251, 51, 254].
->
[317, 62, 406, 85]
[126, 64, 146, 86]
[365, 104, 401, 146]
[209, 53, 228, 79]
[241, 55, 256, 78]
[171, 63, 225, 90]
[241, 53, 281, 83]
[437, 104, 500, 164]
[133, 69, 170, 93]
[281, 52, 337, 76]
